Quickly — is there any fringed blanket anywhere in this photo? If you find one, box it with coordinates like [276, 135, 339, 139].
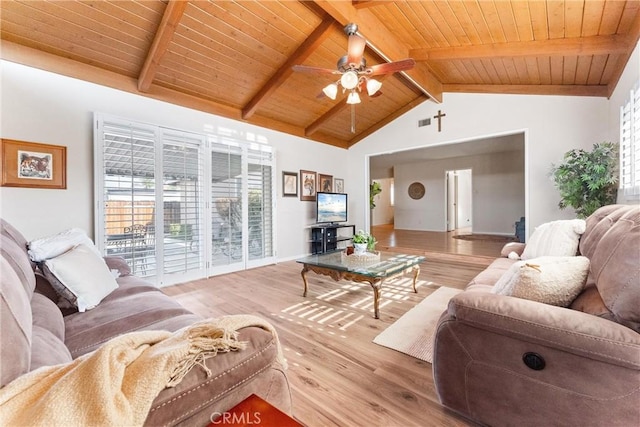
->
[0, 314, 285, 426]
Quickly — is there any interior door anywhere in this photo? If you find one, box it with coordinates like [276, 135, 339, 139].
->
[446, 171, 456, 231]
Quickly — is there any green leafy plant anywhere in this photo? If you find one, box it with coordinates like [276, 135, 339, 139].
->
[370, 181, 382, 209]
[550, 142, 618, 218]
[352, 229, 375, 249]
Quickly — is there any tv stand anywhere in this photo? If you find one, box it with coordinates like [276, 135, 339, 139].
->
[309, 224, 355, 254]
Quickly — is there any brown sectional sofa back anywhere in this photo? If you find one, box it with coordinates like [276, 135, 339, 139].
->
[578, 204, 640, 332]
[0, 234, 35, 386]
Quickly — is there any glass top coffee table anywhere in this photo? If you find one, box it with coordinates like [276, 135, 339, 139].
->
[296, 251, 425, 319]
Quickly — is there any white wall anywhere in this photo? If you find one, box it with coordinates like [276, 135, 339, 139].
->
[348, 93, 610, 238]
[0, 61, 347, 260]
[394, 149, 524, 234]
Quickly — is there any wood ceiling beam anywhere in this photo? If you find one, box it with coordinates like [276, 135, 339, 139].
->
[410, 34, 632, 61]
[352, 1, 394, 9]
[242, 16, 336, 120]
[1, 40, 347, 149]
[305, 97, 349, 137]
[443, 84, 609, 97]
[312, 0, 443, 103]
[606, 13, 640, 97]
[137, 0, 188, 92]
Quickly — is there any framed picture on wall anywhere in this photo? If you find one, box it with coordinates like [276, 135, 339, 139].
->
[333, 178, 344, 193]
[300, 170, 316, 201]
[282, 171, 298, 197]
[318, 174, 333, 193]
[0, 139, 67, 189]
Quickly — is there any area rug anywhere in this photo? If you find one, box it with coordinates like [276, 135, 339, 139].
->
[373, 286, 461, 363]
[453, 233, 517, 243]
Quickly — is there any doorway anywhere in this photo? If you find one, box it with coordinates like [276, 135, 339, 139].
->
[445, 169, 472, 232]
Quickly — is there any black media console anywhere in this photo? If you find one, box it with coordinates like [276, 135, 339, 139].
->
[309, 224, 355, 254]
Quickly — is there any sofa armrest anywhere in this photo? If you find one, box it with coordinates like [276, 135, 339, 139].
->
[446, 291, 640, 368]
[103, 256, 132, 277]
[500, 242, 525, 257]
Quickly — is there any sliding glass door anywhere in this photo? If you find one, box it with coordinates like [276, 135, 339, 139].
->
[95, 114, 275, 286]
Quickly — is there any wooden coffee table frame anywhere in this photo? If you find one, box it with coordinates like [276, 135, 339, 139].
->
[300, 262, 421, 319]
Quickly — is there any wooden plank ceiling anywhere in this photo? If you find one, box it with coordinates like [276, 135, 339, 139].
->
[1, 1, 639, 149]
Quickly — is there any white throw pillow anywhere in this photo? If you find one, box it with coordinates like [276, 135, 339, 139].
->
[521, 219, 586, 260]
[492, 256, 590, 307]
[28, 228, 101, 262]
[44, 244, 118, 312]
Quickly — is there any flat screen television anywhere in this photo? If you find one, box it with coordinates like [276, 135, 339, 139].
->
[316, 192, 348, 224]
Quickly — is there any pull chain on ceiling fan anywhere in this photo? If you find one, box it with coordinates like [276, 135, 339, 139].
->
[293, 23, 416, 133]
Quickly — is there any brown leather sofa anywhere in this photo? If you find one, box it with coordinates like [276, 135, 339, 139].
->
[433, 204, 640, 426]
[0, 218, 291, 426]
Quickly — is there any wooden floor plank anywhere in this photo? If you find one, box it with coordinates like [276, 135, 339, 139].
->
[163, 230, 492, 426]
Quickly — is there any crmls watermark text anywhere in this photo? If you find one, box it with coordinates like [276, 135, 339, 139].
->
[210, 411, 262, 425]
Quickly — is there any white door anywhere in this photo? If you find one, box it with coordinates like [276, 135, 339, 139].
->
[446, 169, 473, 231]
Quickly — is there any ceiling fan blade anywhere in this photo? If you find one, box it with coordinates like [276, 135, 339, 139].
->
[346, 34, 366, 66]
[292, 65, 340, 74]
[367, 58, 416, 76]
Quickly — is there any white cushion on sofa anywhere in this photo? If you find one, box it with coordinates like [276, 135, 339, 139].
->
[492, 256, 590, 307]
[521, 219, 586, 260]
[28, 228, 101, 262]
[44, 244, 118, 312]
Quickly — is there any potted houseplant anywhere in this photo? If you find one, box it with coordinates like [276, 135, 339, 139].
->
[352, 229, 375, 254]
[370, 181, 382, 209]
[550, 142, 618, 218]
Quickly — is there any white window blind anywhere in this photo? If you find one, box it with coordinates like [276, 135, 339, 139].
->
[161, 130, 205, 278]
[210, 138, 244, 266]
[247, 144, 274, 261]
[95, 114, 276, 286]
[620, 83, 640, 197]
[97, 119, 158, 277]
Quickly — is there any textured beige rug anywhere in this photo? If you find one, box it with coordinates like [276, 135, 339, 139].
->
[373, 286, 462, 363]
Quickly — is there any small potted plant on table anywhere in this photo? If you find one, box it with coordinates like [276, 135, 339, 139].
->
[352, 230, 375, 255]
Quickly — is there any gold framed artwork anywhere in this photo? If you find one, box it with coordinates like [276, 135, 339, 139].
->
[0, 139, 67, 189]
[282, 171, 298, 197]
[318, 174, 333, 193]
[300, 170, 316, 201]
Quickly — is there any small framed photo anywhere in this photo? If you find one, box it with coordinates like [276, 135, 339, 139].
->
[282, 171, 298, 197]
[300, 170, 317, 201]
[318, 174, 333, 193]
[334, 178, 344, 193]
[1, 139, 67, 189]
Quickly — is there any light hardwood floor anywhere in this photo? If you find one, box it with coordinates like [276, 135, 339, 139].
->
[163, 228, 502, 426]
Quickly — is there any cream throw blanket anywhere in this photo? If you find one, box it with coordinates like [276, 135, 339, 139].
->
[0, 314, 285, 427]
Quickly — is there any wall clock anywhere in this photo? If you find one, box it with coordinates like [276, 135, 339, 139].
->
[408, 182, 425, 200]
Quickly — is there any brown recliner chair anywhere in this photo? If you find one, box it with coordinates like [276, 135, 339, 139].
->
[432, 205, 640, 426]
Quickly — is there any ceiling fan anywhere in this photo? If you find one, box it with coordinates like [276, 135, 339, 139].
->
[292, 23, 415, 132]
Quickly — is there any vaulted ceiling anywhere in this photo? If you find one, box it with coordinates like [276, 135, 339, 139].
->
[2, 1, 639, 148]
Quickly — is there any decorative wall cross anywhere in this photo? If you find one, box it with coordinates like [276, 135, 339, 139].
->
[433, 110, 446, 132]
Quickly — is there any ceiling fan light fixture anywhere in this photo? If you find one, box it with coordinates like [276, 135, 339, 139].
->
[340, 71, 359, 90]
[346, 91, 361, 104]
[322, 83, 338, 100]
[366, 78, 382, 96]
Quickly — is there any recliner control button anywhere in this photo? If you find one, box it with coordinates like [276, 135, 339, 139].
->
[523, 352, 545, 370]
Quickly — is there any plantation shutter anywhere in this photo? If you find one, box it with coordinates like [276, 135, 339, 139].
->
[247, 145, 275, 261]
[161, 129, 205, 280]
[210, 137, 244, 267]
[96, 114, 276, 284]
[620, 83, 640, 196]
[96, 118, 158, 277]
